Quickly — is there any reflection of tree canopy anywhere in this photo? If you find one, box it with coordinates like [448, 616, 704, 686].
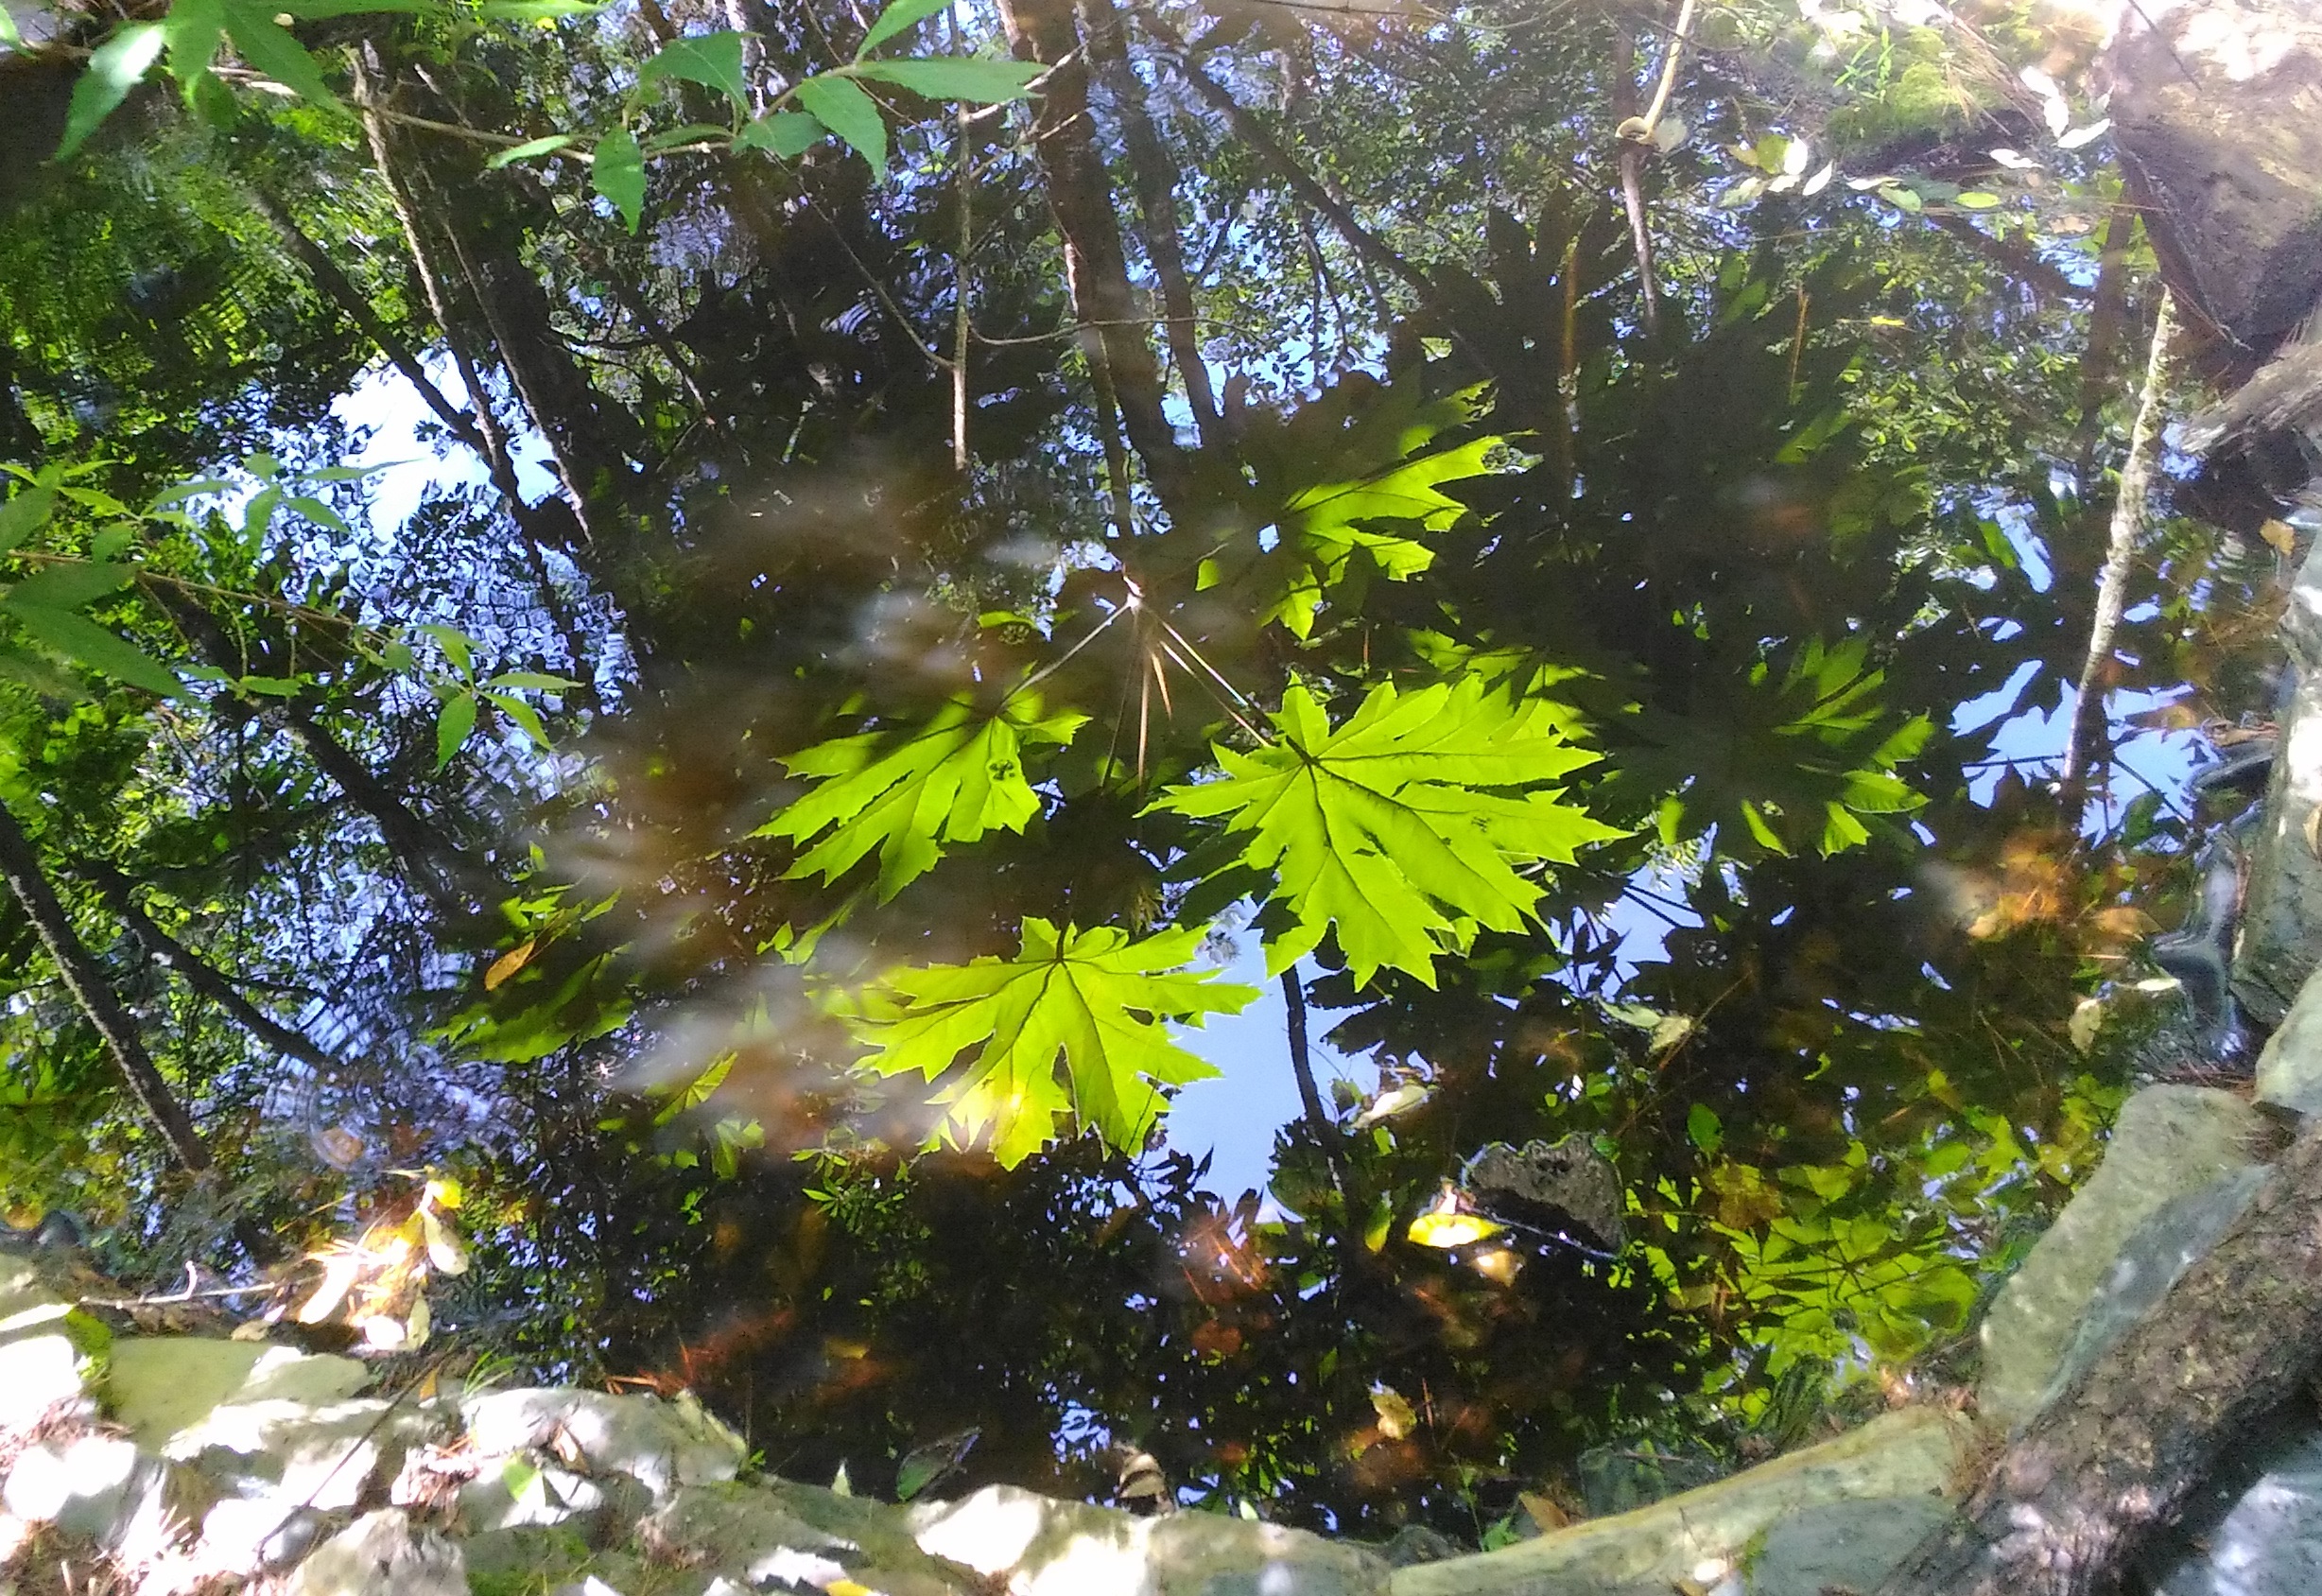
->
[0, 0, 2262, 1541]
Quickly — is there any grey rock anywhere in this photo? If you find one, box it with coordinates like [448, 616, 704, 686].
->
[0, 1257, 92, 1431]
[201, 1499, 345, 1573]
[1, 1431, 193, 1564]
[2039, 1163, 2270, 1414]
[286, 1509, 468, 1596]
[1977, 1084, 2268, 1431]
[646, 1479, 972, 1596]
[1742, 1495, 1955, 1596]
[1462, 1137, 1625, 1252]
[107, 1337, 372, 1449]
[1389, 1407, 1971, 1596]
[461, 1389, 743, 1505]
[459, 1523, 592, 1596]
[2258, 962, 2322, 1116]
[2236, 658, 2322, 1028]
[168, 1394, 452, 1511]
[914, 1482, 1394, 1596]
[2144, 1407, 2322, 1595]
[458, 1464, 611, 1534]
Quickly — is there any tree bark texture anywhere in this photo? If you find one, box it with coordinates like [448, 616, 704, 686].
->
[996, 0, 1188, 507]
[1880, 1106, 2322, 1596]
[1078, 0, 1221, 446]
[0, 797, 214, 1173]
[2060, 288, 2175, 812]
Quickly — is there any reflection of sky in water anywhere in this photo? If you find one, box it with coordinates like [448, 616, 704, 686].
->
[329, 362, 2231, 1205]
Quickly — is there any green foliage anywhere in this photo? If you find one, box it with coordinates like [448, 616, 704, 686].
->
[1154, 680, 1622, 986]
[757, 692, 1086, 900]
[847, 918, 1256, 1166]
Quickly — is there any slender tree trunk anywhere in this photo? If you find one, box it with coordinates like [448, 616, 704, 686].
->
[1078, 0, 1222, 446]
[0, 799, 213, 1173]
[88, 864, 341, 1073]
[995, 0, 1188, 507]
[1282, 965, 1348, 1200]
[2060, 289, 2175, 814]
[243, 183, 490, 456]
[1144, 11, 1436, 309]
[2071, 201, 2140, 494]
[1610, 26, 1659, 337]
[1881, 1105, 2322, 1596]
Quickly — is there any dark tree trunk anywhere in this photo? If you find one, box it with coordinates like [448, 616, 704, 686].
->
[0, 797, 214, 1174]
[1880, 1107, 2322, 1596]
[1078, 0, 1221, 447]
[995, 0, 1188, 509]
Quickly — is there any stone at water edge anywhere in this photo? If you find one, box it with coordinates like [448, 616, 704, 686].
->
[2256, 960, 2322, 1116]
[1976, 1084, 2269, 1432]
[911, 1481, 1395, 1596]
[2233, 531, 2322, 1031]
[0, 1255, 92, 1431]
[1387, 1406, 1971, 1596]
[2037, 1162, 2272, 1414]
[460, 1388, 745, 1506]
[2143, 1405, 2322, 1596]
[105, 1336, 373, 1449]
[285, 1509, 466, 1596]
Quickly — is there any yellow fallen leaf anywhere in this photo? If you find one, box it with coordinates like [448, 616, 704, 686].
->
[2305, 806, 2322, 861]
[422, 1208, 470, 1275]
[1517, 1489, 1569, 1531]
[2262, 518, 2298, 556]
[484, 939, 536, 991]
[1407, 1210, 1503, 1249]
[298, 1251, 366, 1324]
[1370, 1385, 1417, 1440]
[2068, 996, 2105, 1052]
[1467, 1245, 1522, 1284]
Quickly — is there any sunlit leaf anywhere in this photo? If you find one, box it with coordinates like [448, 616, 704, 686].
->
[793, 75, 885, 172]
[853, 58, 1042, 104]
[57, 24, 167, 160]
[221, 1, 338, 106]
[161, 0, 226, 88]
[848, 919, 1256, 1167]
[1151, 679, 1621, 986]
[1370, 1385, 1417, 1440]
[487, 134, 577, 168]
[856, 0, 949, 57]
[593, 128, 647, 232]
[1408, 1208, 1502, 1249]
[638, 30, 749, 107]
[7, 562, 134, 610]
[738, 111, 826, 157]
[756, 692, 1084, 899]
[0, 488, 58, 555]
[2, 603, 181, 696]
[435, 693, 478, 767]
[484, 939, 537, 991]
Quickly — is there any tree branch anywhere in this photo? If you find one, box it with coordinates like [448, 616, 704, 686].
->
[85, 863, 340, 1074]
[0, 798, 213, 1173]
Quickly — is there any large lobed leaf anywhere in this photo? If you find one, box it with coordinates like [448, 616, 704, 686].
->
[849, 918, 1256, 1167]
[1152, 678, 1622, 987]
[756, 692, 1085, 898]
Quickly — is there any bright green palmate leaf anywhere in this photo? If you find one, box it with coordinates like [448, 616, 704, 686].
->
[1153, 679, 1622, 986]
[849, 919, 1257, 1167]
[757, 692, 1085, 898]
